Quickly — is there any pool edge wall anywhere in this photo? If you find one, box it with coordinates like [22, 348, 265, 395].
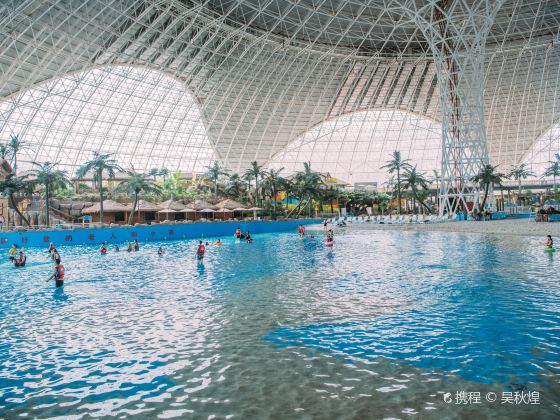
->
[0, 220, 319, 249]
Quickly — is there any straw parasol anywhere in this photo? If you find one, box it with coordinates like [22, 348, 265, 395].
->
[188, 199, 217, 211]
[216, 199, 247, 210]
[126, 199, 161, 212]
[158, 199, 185, 211]
[158, 208, 177, 220]
[214, 207, 233, 220]
[247, 207, 264, 211]
[82, 200, 129, 214]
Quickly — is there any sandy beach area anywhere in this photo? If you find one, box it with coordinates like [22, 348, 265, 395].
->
[308, 218, 560, 238]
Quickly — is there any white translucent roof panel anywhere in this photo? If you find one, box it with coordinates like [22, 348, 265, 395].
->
[0, 66, 216, 174]
[522, 122, 560, 177]
[267, 109, 442, 186]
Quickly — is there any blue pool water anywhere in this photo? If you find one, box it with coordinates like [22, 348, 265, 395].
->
[1, 229, 559, 418]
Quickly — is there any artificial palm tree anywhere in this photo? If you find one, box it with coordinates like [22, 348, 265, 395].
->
[380, 151, 412, 214]
[471, 164, 506, 213]
[76, 152, 123, 224]
[225, 173, 245, 198]
[260, 168, 287, 219]
[401, 166, 432, 214]
[148, 167, 169, 181]
[292, 162, 324, 217]
[30, 162, 70, 226]
[0, 173, 34, 225]
[205, 161, 229, 198]
[508, 163, 535, 198]
[543, 158, 560, 190]
[243, 161, 265, 206]
[116, 171, 162, 225]
[5, 135, 30, 175]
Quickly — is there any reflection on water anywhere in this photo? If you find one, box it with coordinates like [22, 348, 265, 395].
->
[1, 230, 559, 418]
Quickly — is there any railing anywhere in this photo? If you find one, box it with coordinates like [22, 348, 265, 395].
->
[0, 217, 320, 233]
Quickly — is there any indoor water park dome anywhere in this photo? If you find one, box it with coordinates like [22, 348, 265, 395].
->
[1, 0, 560, 212]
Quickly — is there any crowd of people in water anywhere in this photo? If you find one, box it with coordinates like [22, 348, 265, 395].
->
[9, 220, 554, 287]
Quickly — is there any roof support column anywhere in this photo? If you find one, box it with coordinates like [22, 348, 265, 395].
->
[403, 0, 504, 215]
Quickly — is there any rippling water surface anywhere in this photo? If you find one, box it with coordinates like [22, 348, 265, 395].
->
[1, 229, 559, 419]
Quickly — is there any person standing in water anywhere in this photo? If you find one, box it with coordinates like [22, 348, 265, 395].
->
[127, 242, 133, 252]
[544, 235, 554, 248]
[100, 243, 107, 254]
[133, 239, 140, 251]
[46, 259, 65, 287]
[298, 224, 305, 238]
[11, 251, 26, 267]
[48, 243, 60, 262]
[196, 241, 205, 261]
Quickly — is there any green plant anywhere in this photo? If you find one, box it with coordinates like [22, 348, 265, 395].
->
[116, 171, 162, 224]
[205, 161, 229, 198]
[402, 166, 432, 214]
[243, 161, 265, 206]
[380, 151, 412, 214]
[76, 152, 123, 223]
[30, 161, 70, 226]
[472, 164, 506, 213]
[0, 173, 34, 225]
[260, 168, 287, 219]
[507, 163, 535, 198]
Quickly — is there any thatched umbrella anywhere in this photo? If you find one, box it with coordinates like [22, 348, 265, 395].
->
[158, 199, 185, 211]
[188, 199, 217, 211]
[215, 207, 233, 220]
[198, 208, 215, 221]
[158, 208, 177, 221]
[216, 199, 246, 210]
[247, 206, 264, 220]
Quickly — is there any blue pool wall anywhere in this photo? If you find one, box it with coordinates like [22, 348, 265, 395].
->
[0, 220, 319, 249]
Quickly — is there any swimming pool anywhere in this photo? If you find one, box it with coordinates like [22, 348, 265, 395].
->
[1, 230, 559, 418]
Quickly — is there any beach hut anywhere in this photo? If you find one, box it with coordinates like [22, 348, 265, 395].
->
[125, 199, 161, 224]
[216, 199, 247, 220]
[158, 199, 186, 221]
[82, 200, 129, 224]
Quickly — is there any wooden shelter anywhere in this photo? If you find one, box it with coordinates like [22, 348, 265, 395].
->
[82, 200, 129, 224]
[125, 199, 160, 224]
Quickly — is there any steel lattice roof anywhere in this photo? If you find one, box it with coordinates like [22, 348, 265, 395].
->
[0, 0, 559, 182]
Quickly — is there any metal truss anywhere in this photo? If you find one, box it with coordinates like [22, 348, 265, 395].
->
[0, 0, 558, 190]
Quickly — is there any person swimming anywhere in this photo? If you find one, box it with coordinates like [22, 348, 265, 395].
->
[215, 239, 222, 246]
[235, 227, 243, 239]
[545, 235, 554, 248]
[46, 258, 65, 287]
[11, 251, 26, 267]
[196, 241, 205, 261]
[114, 244, 120, 252]
[157, 247, 164, 256]
[245, 231, 253, 243]
[127, 241, 133, 252]
[100, 243, 107, 254]
[133, 239, 140, 251]
[8, 244, 18, 256]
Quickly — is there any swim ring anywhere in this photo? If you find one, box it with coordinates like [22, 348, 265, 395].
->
[544, 247, 556, 253]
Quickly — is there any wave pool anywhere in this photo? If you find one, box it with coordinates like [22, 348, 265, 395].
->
[1, 230, 559, 418]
